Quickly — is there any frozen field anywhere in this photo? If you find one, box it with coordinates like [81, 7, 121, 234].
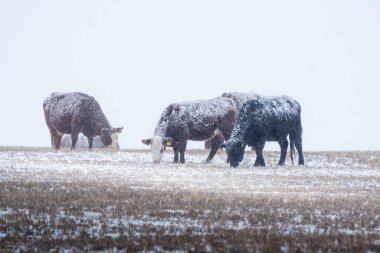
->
[0, 147, 379, 252]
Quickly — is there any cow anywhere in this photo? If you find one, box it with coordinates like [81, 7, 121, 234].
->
[142, 97, 237, 164]
[205, 92, 259, 149]
[43, 92, 123, 150]
[221, 95, 304, 167]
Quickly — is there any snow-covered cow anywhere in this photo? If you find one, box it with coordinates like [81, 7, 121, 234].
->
[142, 97, 237, 163]
[43, 92, 123, 150]
[221, 95, 304, 167]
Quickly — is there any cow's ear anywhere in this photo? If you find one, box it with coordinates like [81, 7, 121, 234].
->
[142, 138, 152, 145]
[220, 143, 227, 149]
[163, 137, 174, 147]
[113, 127, 123, 133]
[101, 128, 107, 135]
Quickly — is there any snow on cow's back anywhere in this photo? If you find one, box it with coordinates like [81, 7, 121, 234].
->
[43, 92, 102, 120]
[242, 96, 301, 119]
[171, 97, 235, 121]
[257, 95, 301, 119]
[154, 97, 236, 137]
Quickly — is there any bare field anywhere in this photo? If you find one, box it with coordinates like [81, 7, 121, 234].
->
[0, 147, 379, 252]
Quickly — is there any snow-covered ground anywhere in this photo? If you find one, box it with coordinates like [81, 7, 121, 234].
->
[0, 147, 379, 252]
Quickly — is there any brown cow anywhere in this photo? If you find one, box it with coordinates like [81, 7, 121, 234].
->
[43, 92, 122, 150]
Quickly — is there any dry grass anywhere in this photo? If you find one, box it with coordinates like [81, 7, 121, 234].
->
[0, 147, 379, 252]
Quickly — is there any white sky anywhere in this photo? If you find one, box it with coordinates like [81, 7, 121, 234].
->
[0, 0, 379, 150]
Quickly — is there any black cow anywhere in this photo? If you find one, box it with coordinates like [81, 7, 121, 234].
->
[43, 92, 123, 150]
[142, 97, 236, 163]
[221, 95, 304, 167]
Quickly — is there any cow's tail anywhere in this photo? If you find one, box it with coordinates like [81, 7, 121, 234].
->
[289, 135, 295, 166]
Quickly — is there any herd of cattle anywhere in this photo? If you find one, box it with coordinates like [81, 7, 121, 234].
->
[43, 92, 304, 167]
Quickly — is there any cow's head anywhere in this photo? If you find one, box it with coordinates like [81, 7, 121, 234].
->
[220, 138, 246, 168]
[100, 127, 123, 148]
[142, 136, 174, 163]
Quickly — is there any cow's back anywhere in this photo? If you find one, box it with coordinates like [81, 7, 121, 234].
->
[155, 97, 236, 139]
[165, 97, 235, 126]
[240, 96, 299, 123]
[43, 92, 97, 133]
[177, 97, 235, 122]
[235, 95, 301, 142]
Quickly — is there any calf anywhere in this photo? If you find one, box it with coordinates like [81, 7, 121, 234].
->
[43, 92, 123, 150]
[142, 97, 236, 163]
[221, 95, 304, 167]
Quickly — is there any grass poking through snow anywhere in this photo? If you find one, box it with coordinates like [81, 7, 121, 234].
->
[0, 147, 379, 252]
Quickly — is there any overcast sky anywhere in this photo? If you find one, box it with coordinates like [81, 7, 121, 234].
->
[0, 0, 379, 150]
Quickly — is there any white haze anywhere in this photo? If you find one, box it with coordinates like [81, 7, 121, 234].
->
[0, 0, 379, 150]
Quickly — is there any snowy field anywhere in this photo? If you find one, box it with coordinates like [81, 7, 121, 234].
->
[0, 147, 379, 252]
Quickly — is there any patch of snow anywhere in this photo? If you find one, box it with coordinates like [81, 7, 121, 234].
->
[0, 208, 13, 217]
[163, 209, 189, 215]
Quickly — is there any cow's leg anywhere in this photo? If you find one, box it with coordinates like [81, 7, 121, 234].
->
[48, 130, 54, 148]
[46, 120, 62, 150]
[54, 134, 63, 150]
[206, 134, 223, 163]
[294, 137, 305, 165]
[290, 119, 305, 165]
[173, 146, 179, 163]
[205, 140, 212, 149]
[70, 130, 79, 150]
[179, 141, 187, 163]
[220, 108, 235, 141]
[253, 141, 266, 167]
[50, 130, 62, 150]
[48, 129, 56, 149]
[45, 112, 59, 149]
[278, 138, 288, 166]
[87, 136, 93, 149]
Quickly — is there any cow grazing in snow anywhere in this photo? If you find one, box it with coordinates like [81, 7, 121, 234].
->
[43, 92, 123, 150]
[221, 95, 304, 167]
[142, 97, 237, 163]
